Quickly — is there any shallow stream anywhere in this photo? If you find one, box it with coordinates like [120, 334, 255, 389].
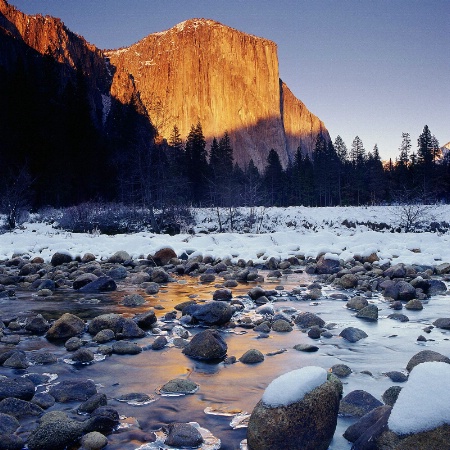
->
[1, 271, 449, 449]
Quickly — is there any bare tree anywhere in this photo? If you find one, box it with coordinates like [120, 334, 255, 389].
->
[391, 188, 437, 232]
[0, 165, 34, 230]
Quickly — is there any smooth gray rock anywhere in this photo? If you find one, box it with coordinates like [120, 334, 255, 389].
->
[339, 390, 383, 417]
[182, 330, 227, 361]
[339, 327, 368, 343]
[49, 379, 97, 402]
[46, 313, 85, 340]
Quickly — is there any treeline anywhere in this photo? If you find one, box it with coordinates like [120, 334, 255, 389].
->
[140, 122, 449, 208]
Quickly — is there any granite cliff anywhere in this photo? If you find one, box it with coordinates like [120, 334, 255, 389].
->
[106, 19, 329, 170]
[1, 0, 329, 172]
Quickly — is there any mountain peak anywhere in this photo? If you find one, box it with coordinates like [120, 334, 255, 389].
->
[106, 18, 328, 169]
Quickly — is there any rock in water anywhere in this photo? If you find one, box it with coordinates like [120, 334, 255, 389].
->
[182, 330, 227, 361]
[247, 367, 342, 450]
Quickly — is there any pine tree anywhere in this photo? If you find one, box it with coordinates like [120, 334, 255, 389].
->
[264, 149, 283, 206]
[168, 124, 183, 150]
[185, 121, 208, 204]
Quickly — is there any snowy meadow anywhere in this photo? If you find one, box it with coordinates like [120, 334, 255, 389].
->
[1, 205, 449, 266]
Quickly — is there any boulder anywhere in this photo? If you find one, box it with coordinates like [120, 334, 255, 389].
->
[134, 311, 157, 329]
[182, 329, 227, 361]
[151, 268, 170, 283]
[144, 283, 160, 295]
[78, 393, 108, 414]
[88, 313, 125, 335]
[152, 247, 177, 266]
[27, 417, 84, 450]
[111, 341, 142, 355]
[108, 251, 130, 263]
[404, 299, 423, 310]
[339, 390, 383, 417]
[428, 279, 447, 296]
[294, 312, 325, 329]
[383, 264, 406, 278]
[107, 266, 128, 280]
[330, 364, 352, 378]
[346, 296, 368, 310]
[0, 398, 43, 418]
[338, 273, 359, 289]
[406, 350, 450, 372]
[122, 294, 146, 307]
[247, 367, 342, 450]
[382, 386, 402, 406]
[192, 301, 233, 325]
[433, 318, 450, 330]
[25, 314, 50, 335]
[315, 255, 341, 274]
[239, 349, 265, 364]
[78, 276, 117, 293]
[343, 405, 392, 443]
[50, 252, 72, 266]
[356, 304, 379, 321]
[397, 281, 417, 301]
[80, 432, 108, 450]
[72, 273, 98, 290]
[164, 423, 204, 448]
[0, 377, 35, 401]
[271, 319, 293, 332]
[46, 313, 85, 340]
[49, 379, 97, 402]
[84, 407, 120, 434]
[339, 327, 368, 343]
[160, 378, 199, 395]
[0, 412, 20, 434]
[212, 288, 232, 301]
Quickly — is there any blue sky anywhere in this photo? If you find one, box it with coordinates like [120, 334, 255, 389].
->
[9, 0, 450, 160]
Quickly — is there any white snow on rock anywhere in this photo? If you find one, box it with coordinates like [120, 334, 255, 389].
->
[388, 362, 450, 435]
[262, 366, 328, 407]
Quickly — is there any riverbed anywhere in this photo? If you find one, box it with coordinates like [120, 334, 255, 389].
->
[1, 270, 449, 449]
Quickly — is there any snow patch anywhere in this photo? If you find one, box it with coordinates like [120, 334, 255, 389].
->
[262, 366, 327, 407]
[101, 94, 111, 125]
[388, 362, 450, 435]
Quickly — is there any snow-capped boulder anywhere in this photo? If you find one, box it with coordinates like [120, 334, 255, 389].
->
[388, 362, 450, 436]
[247, 367, 342, 450]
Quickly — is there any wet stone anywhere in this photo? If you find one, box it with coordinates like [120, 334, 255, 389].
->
[382, 386, 402, 406]
[49, 379, 97, 402]
[239, 348, 265, 364]
[339, 390, 383, 417]
[80, 431, 108, 450]
[164, 423, 204, 448]
[339, 327, 368, 343]
[31, 392, 55, 409]
[71, 348, 95, 363]
[112, 341, 142, 355]
[151, 336, 168, 350]
[331, 364, 352, 378]
[160, 378, 199, 394]
[293, 343, 319, 352]
[65, 336, 83, 351]
[0, 412, 20, 435]
[388, 313, 409, 322]
[93, 329, 115, 343]
[384, 371, 408, 382]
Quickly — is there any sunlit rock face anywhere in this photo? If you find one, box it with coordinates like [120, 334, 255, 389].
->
[106, 19, 329, 170]
[0, 0, 109, 89]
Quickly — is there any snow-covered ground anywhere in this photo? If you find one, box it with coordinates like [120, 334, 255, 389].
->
[1, 206, 449, 266]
